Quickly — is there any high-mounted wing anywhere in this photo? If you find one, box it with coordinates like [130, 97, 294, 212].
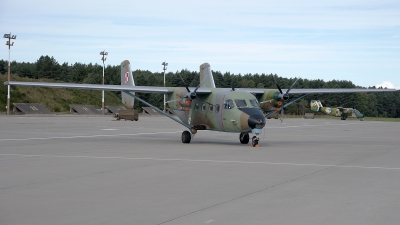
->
[223, 87, 396, 95]
[3, 81, 212, 94]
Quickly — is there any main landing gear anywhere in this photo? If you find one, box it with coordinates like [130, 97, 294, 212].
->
[183, 130, 260, 147]
[239, 132, 249, 144]
[239, 132, 259, 147]
[181, 131, 191, 143]
[181, 129, 197, 144]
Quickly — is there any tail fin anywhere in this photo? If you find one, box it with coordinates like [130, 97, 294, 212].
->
[121, 60, 135, 108]
[199, 63, 216, 88]
[353, 109, 364, 118]
[310, 100, 323, 112]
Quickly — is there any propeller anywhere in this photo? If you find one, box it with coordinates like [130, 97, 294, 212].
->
[272, 75, 299, 121]
[272, 75, 298, 101]
[176, 70, 211, 126]
[177, 73, 191, 93]
[177, 69, 211, 100]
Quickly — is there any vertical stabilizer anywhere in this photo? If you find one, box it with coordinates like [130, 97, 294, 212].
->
[121, 60, 135, 108]
[199, 63, 216, 88]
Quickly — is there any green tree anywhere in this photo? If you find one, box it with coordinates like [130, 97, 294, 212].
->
[36, 55, 60, 79]
[0, 60, 7, 74]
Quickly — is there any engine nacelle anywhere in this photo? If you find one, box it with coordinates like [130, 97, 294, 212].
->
[178, 97, 192, 111]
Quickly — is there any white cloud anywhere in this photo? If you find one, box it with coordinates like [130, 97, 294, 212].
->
[375, 81, 400, 90]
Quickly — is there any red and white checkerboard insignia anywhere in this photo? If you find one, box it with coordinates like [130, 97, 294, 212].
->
[124, 72, 129, 83]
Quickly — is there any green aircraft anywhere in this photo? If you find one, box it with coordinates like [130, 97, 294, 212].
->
[5, 60, 395, 147]
[310, 100, 365, 121]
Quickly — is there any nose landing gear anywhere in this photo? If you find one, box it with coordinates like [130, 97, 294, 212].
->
[251, 135, 259, 147]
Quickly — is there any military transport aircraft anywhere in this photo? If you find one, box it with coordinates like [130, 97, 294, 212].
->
[310, 100, 365, 121]
[4, 60, 396, 147]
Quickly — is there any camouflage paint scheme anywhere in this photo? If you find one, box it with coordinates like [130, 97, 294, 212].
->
[6, 60, 396, 146]
[161, 63, 266, 146]
[123, 61, 373, 144]
[310, 100, 365, 121]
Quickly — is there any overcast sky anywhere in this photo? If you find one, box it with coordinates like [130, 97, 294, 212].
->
[1, 0, 399, 89]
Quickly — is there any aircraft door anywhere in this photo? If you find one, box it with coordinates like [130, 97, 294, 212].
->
[222, 99, 236, 131]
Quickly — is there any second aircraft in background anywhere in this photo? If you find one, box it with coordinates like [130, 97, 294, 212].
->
[310, 100, 365, 121]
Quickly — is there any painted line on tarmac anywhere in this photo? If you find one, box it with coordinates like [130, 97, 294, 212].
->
[0, 131, 181, 142]
[266, 122, 363, 129]
[1, 153, 399, 170]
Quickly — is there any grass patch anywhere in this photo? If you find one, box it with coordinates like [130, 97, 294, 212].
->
[0, 73, 122, 113]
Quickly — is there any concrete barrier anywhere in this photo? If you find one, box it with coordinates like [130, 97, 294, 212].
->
[304, 113, 315, 119]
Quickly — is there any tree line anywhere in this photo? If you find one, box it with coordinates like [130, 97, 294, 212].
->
[0, 56, 398, 117]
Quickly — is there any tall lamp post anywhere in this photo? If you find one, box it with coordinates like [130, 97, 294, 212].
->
[162, 61, 168, 112]
[100, 51, 107, 115]
[4, 33, 16, 115]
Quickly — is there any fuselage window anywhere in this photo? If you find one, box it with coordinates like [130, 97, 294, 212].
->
[202, 103, 206, 111]
[215, 104, 220, 113]
[209, 104, 213, 112]
[234, 99, 247, 108]
[224, 99, 234, 109]
[195, 103, 199, 111]
[249, 99, 259, 108]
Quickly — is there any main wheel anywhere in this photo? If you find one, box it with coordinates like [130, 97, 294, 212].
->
[181, 130, 191, 143]
[239, 132, 249, 144]
[251, 136, 259, 147]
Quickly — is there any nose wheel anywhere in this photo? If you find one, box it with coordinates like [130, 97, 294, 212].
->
[251, 136, 259, 147]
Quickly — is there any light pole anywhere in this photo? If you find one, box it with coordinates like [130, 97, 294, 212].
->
[162, 61, 168, 112]
[4, 33, 16, 115]
[100, 51, 108, 115]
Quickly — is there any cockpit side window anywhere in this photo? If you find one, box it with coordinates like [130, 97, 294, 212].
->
[249, 99, 259, 108]
[234, 99, 247, 108]
[224, 99, 234, 109]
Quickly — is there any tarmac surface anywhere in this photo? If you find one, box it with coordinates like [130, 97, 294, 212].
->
[0, 115, 399, 225]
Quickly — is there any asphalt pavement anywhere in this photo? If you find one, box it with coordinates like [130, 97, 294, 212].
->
[0, 115, 399, 225]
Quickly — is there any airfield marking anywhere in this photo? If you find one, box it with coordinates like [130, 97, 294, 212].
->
[266, 122, 362, 129]
[0, 121, 369, 142]
[1, 154, 399, 171]
[0, 131, 181, 142]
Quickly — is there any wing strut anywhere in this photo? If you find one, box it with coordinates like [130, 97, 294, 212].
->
[123, 91, 192, 129]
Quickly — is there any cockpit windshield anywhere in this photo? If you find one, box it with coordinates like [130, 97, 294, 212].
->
[249, 99, 259, 108]
[225, 99, 260, 109]
[234, 99, 247, 108]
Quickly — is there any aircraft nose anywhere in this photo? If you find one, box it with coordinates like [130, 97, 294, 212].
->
[248, 115, 266, 129]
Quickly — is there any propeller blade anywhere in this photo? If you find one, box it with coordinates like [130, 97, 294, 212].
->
[286, 77, 298, 94]
[272, 75, 283, 94]
[193, 84, 200, 93]
[177, 73, 191, 92]
[190, 69, 211, 99]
